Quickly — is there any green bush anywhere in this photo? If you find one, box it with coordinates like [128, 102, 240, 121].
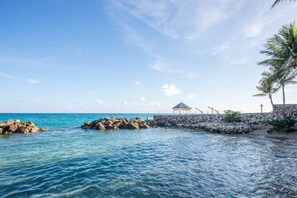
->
[222, 110, 241, 123]
[267, 116, 296, 133]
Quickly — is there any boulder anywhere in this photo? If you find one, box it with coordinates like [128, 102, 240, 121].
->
[129, 117, 142, 123]
[0, 120, 47, 135]
[146, 120, 158, 128]
[95, 122, 106, 130]
[140, 123, 150, 129]
[80, 117, 156, 131]
[119, 122, 127, 129]
[126, 122, 139, 129]
[105, 124, 118, 130]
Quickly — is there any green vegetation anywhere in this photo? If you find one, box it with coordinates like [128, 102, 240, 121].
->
[253, 72, 279, 109]
[222, 110, 241, 123]
[256, 22, 297, 114]
[267, 116, 296, 133]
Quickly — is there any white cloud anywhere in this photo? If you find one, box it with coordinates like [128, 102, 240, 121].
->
[1, 72, 41, 85]
[187, 94, 195, 99]
[150, 59, 178, 74]
[27, 78, 41, 84]
[0, 72, 19, 80]
[150, 58, 199, 79]
[122, 100, 128, 105]
[136, 81, 141, 85]
[242, 15, 281, 38]
[162, 84, 182, 96]
[139, 96, 146, 102]
[96, 99, 104, 105]
[110, 0, 243, 40]
[200, 7, 229, 28]
[112, 19, 155, 53]
[212, 41, 230, 55]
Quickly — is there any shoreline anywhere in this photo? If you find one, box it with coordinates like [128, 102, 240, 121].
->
[247, 129, 297, 140]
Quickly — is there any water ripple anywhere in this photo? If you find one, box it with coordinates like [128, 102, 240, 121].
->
[0, 128, 296, 197]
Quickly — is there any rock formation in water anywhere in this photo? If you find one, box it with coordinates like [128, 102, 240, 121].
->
[81, 117, 158, 130]
[0, 120, 47, 135]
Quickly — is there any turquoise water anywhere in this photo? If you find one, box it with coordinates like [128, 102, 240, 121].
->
[0, 114, 297, 197]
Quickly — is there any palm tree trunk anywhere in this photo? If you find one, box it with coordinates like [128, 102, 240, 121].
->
[282, 84, 285, 105]
[269, 94, 274, 110]
[282, 83, 286, 116]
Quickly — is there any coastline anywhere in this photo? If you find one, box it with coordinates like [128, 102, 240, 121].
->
[247, 129, 297, 140]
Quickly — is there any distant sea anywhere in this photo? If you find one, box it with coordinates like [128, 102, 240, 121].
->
[0, 113, 155, 128]
[0, 113, 296, 197]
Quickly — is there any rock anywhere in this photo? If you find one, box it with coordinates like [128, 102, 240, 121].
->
[39, 128, 47, 132]
[126, 123, 139, 129]
[6, 120, 15, 125]
[193, 122, 252, 134]
[129, 117, 142, 123]
[81, 117, 155, 131]
[8, 124, 18, 133]
[95, 122, 106, 130]
[141, 123, 150, 129]
[145, 120, 158, 128]
[119, 122, 127, 129]
[0, 120, 47, 135]
[105, 124, 117, 130]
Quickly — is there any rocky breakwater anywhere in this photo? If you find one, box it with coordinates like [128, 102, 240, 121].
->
[185, 122, 252, 134]
[81, 117, 158, 130]
[0, 120, 47, 135]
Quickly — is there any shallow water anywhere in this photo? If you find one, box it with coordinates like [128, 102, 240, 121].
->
[0, 114, 296, 197]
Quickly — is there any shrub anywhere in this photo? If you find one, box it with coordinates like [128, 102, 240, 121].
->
[222, 110, 241, 123]
[267, 116, 296, 133]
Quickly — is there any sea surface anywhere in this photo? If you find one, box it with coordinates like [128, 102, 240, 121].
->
[0, 113, 297, 197]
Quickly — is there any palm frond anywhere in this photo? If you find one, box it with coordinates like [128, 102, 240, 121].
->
[252, 93, 266, 97]
[272, 0, 296, 8]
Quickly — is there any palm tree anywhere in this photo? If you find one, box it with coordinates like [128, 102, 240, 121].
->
[259, 41, 297, 107]
[272, 0, 296, 8]
[268, 64, 297, 105]
[253, 72, 279, 109]
[259, 22, 297, 70]
[259, 22, 297, 114]
[279, 22, 297, 69]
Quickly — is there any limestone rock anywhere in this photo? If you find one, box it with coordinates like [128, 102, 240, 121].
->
[81, 117, 156, 131]
[126, 122, 139, 129]
[0, 120, 47, 135]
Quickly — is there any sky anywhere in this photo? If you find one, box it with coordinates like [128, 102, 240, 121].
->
[0, 0, 296, 113]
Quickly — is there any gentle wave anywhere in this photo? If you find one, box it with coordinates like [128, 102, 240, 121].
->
[0, 114, 297, 197]
[0, 128, 297, 197]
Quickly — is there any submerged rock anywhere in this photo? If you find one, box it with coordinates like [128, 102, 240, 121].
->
[81, 117, 157, 131]
[0, 120, 47, 135]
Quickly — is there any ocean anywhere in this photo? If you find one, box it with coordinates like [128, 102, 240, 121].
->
[0, 113, 296, 197]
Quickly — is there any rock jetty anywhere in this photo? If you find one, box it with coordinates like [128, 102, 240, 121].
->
[186, 122, 252, 134]
[0, 120, 47, 135]
[154, 114, 271, 134]
[81, 117, 158, 130]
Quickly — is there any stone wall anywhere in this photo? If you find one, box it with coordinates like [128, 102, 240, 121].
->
[153, 113, 273, 127]
[273, 104, 297, 116]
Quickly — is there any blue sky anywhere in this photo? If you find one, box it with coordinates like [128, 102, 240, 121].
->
[0, 0, 296, 113]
